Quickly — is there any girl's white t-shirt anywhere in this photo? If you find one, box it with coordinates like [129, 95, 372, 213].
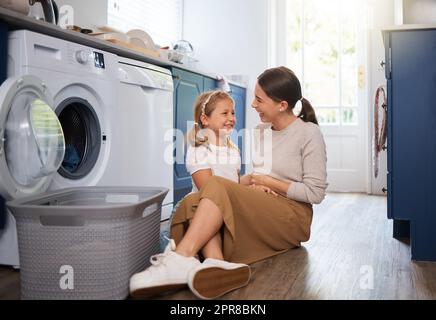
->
[186, 143, 241, 192]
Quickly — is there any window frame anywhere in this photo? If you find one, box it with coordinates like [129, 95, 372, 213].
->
[107, 0, 184, 47]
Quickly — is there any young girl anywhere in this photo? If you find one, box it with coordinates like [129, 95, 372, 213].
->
[158, 90, 243, 252]
[186, 90, 241, 192]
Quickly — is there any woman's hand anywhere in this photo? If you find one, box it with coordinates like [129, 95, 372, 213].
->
[249, 174, 271, 187]
[239, 174, 252, 186]
[249, 174, 290, 197]
[248, 184, 278, 196]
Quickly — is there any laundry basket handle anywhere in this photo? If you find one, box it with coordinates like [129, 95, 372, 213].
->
[134, 191, 168, 219]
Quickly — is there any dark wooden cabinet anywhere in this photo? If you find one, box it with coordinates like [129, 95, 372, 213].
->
[383, 28, 436, 261]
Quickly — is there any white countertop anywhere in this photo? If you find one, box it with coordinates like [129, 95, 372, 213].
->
[382, 24, 436, 32]
[0, 7, 246, 88]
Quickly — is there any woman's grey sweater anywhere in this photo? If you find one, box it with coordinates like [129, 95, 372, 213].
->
[252, 118, 328, 204]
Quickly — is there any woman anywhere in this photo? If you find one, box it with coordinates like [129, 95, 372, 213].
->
[130, 66, 328, 300]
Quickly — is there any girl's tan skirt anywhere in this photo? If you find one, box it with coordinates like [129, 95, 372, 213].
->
[170, 176, 313, 264]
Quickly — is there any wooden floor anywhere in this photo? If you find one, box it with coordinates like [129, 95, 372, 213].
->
[1, 193, 436, 300]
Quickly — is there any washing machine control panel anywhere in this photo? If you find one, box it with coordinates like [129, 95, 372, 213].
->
[74, 50, 106, 70]
[93, 52, 105, 69]
[75, 50, 91, 64]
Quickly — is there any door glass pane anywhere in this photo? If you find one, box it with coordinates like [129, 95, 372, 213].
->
[317, 108, 339, 125]
[341, 0, 358, 107]
[285, 0, 360, 126]
[286, 0, 303, 78]
[304, 0, 339, 106]
[5, 93, 64, 186]
[341, 107, 357, 125]
[31, 100, 65, 176]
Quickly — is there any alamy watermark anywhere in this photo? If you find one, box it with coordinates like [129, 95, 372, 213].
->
[359, 265, 374, 290]
[59, 265, 74, 290]
[163, 124, 273, 173]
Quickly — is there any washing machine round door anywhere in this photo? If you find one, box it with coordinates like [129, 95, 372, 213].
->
[0, 75, 65, 199]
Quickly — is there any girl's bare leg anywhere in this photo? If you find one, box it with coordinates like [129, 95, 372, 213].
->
[175, 198, 223, 258]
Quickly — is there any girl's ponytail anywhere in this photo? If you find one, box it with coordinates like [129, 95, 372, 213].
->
[298, 97, 318, 125]
[187, 122, 208, 147]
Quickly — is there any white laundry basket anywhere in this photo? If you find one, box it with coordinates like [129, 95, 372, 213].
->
[7, 186, 168, 300]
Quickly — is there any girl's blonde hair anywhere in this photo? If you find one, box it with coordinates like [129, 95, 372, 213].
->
[187, 90, 238, 150]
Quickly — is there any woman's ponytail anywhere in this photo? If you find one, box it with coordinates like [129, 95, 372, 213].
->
[298, 97, 318, 125]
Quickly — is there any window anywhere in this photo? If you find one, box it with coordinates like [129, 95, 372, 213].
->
[285, 0, 363, 125]
[107, 0, 183, 47]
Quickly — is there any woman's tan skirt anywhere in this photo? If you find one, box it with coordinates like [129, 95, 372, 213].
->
[170, 176, 313, 265]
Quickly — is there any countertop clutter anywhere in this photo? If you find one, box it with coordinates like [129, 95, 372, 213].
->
[0, 6, 245, 88]
[85, 26, 161, 59]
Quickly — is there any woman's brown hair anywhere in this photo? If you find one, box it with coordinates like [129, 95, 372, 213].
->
[257, 66, 318, 125]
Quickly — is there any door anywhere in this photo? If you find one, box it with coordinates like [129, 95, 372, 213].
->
[203, 76, 217, 92]
[387, 30, 436, 220]
[0, 75, 65, 199]
[0, 75, 65, 267]
[277, 0, 368, 192]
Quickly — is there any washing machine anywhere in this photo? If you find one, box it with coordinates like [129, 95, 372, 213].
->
[113, 57, 174, 221]
[0, 30, 119, 267]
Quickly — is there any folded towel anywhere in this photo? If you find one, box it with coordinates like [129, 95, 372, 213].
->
[216, 75, 231, 93]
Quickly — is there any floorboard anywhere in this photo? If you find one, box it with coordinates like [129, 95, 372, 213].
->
[1, 193, 436, 300]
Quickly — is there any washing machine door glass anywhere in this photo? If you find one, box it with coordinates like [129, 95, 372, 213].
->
[0, 75, 65, 199]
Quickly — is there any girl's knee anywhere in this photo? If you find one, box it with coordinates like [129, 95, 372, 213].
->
[179, 192, 200, 209]
[201, 176, 233, 191]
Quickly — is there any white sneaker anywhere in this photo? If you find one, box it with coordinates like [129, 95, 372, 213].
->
[129, 239, 200, 298]
[188, 258, 252, 300]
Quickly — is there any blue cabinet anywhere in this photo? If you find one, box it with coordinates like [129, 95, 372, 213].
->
[169, 67, 247, 204]
[383, 28, 436, 261]
[203, 76, 217, 92]
[170, 68, 204, 204]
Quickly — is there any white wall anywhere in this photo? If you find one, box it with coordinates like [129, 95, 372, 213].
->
[367, 0, 395, 195]
[402, 0, 436, 24]
[183, 0, 269, 132]
[55, 0, 108, 30]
